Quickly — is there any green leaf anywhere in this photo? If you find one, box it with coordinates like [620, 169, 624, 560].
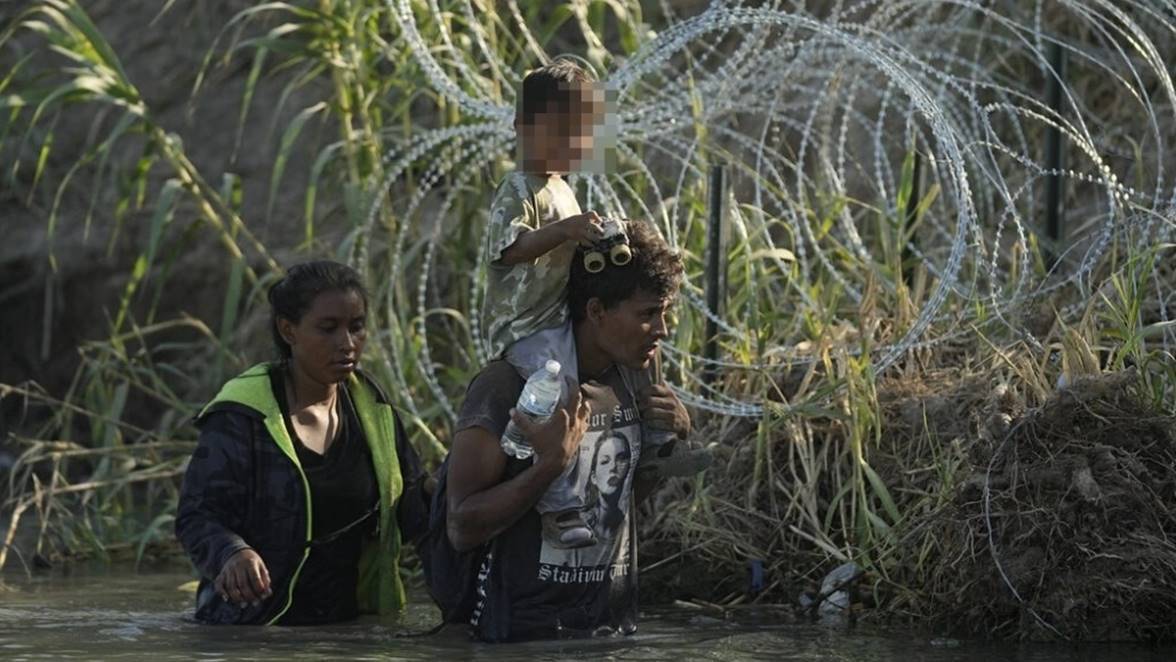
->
[0, 53, 33, 99]
[31, 122, 54, 194]
[219, 257, 246, 346]
[303, 141, 344, 248]
[232, 46, 268, 163]
[145, 179, 183, 269]
[112, 254, 148, 334]
[749, 248, 797, 262]
[1141, 319, 1176, 340]
[862, 462, 902, 526]
[53, 0, 132, 83]
[134, 513, 175, 570]
[267, 101, 326, 223]
[219, 172, 244, 217]
[104, 381, 129, 447]
[85, 110, 140, 237]
[895, 148, 917, 218]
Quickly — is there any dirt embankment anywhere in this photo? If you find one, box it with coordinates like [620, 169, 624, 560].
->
[1, 1, 326, 395]
[883, 368, 1176, 641]
[946, 370, 1175, 640]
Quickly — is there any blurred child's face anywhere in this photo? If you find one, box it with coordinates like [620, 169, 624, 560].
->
[519, 82, 605, 174]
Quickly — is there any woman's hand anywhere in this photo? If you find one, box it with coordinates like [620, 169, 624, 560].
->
[638, 384, 691, 439]
[215, 548, 273, 607]
[511, 378, 590, 476]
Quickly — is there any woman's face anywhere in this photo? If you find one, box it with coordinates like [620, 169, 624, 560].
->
[592, 434, 631, 496]
[279, 288, 367, 385]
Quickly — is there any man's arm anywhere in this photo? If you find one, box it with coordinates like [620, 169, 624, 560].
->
[445, 427, 563, 552]
[446, 381, 590, 552]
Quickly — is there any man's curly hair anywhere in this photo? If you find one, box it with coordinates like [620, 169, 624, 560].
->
[568, 220, 684, 321]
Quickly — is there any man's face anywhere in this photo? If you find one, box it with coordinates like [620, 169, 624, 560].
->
[594, 288, 674, 370]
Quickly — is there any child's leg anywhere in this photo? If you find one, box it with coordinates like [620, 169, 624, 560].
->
[536, 459, 595, 549]
[536, 457, 584, 513]
[505, 322, 594, 548]
[504, 322, 586, 511]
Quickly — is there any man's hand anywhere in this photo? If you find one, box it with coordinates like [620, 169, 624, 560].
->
[638, 384, 691, 439]
[510, 377, 591, 475]
[447, 377, 592, 552]
[215, 548, 272, 607]
[556, 211, 604, 245]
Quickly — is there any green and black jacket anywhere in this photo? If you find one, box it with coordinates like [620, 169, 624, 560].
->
[175, 363, 429, 625]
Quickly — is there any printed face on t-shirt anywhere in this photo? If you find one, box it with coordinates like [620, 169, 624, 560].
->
[591, 432, 631, 497]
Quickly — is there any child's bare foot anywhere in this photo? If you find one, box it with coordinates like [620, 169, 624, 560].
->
[637, 437, 714, 479]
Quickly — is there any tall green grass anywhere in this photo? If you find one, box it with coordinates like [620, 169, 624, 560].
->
[0, 2, 1172, 633]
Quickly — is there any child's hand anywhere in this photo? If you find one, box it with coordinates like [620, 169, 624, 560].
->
[558, 211, 605, 245]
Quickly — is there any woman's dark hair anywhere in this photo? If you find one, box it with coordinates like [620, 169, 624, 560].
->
[568, 220, 684, 322]
[267, 261, 368, 358]
[585, 430, 632, 532]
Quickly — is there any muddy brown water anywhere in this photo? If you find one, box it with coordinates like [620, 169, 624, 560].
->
[1, 564, 1173, 661]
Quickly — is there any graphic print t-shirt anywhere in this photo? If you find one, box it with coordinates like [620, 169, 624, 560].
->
[454, 360, 642, 642]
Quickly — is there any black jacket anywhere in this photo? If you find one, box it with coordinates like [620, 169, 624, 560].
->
[174, 364, 429, 624]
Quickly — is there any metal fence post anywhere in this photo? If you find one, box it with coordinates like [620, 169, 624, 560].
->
[1045, 40, 1066, 267]
[902, 148, 922, 286]
[704, 164, 725, 384]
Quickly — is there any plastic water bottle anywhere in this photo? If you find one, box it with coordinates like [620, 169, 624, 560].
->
[500, 360, 563, 459]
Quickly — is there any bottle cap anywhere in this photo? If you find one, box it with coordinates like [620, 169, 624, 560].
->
[544, 359, 561, 375]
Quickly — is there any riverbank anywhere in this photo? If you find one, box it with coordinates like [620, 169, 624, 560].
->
[642, 365, 1176, 641]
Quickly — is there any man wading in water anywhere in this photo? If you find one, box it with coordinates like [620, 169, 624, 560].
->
[445, 220, 692, 641]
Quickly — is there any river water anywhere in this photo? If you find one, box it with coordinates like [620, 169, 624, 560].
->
[1, 564, 1172, 661]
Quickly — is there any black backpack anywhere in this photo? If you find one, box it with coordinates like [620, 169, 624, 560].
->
[416, 454, 483, 624]
[416, 453, 529, 625]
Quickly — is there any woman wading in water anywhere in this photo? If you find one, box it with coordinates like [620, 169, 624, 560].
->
[176, 261, 430, 625]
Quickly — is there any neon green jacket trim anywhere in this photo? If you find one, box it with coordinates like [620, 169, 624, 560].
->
[201, 363, 406, 624]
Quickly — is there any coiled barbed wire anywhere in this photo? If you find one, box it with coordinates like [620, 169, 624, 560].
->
[365, 0, 1176, 421]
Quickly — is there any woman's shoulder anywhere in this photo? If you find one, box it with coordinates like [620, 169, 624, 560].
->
[198, 363, 280, 413]
[196, 403, 263, 434]
[196, 363, 279, 425]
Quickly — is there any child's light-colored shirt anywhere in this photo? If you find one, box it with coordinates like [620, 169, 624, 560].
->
[482, 171, 582, 359]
